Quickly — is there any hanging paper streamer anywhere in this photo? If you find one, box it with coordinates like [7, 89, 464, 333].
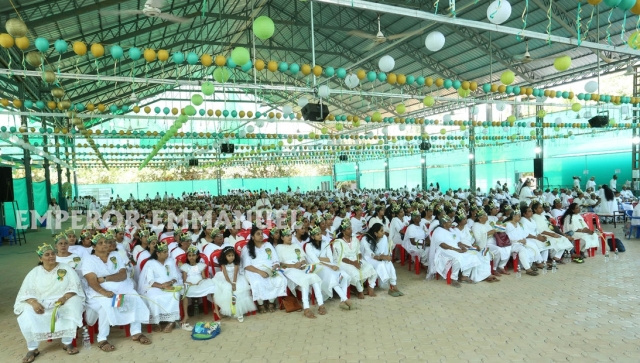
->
[434, 0, 440, 14]
[202, 0, 207, 18]
[576, 2, 582, 46]
[517, 0, 529, 41]
[606, 9, 613, 45]
[449, 0, 456, 17]
[4, 49, 12, 77]
[546, 0, 553, 45]
[584, 7, 596, 41]
[620, 13, 628, 41]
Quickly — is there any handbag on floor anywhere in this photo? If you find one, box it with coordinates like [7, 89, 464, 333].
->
[191, 321, 221, 340]
[281, 296, 302, 313]
[494, 232, 511, 247]
[607, 238, 626, 252]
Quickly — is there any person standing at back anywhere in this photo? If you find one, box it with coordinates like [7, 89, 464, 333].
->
[586, 177, 596, 191]
[610, 175, 618, 191]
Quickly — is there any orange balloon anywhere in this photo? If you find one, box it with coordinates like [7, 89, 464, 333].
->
[90, 43, 104, 57]
[255, 59, 265, 71]
[143, 48, 156, 62]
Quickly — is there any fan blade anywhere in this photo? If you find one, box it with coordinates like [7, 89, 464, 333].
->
[513, 54, 526, 61]
[362, 41, 379, 51]
[147, 0, 168, 8]
[100, 9, 143, 17]
[346, 30, 378, 39]
[386, 26, 429, 40]
[155, 12, 191, 23]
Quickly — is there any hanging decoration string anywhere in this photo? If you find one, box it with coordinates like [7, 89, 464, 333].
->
[546, 0, 553, 45]
[576, 2, 582, 45]
[202, 0, 207, 18]
[449, 0, 456, 17]
[488, 0, 501, 22]
[584, 7, 596, 40]
[606, 8, 613, 45]
[620, 12, 628, 41]
[5, 49, 13, 77]
[517, 0, 529, 41]
[94, 58, 101, 85]
[434, 0, 440, 15]
[74, 58, 80, 84]
[113, 60, 118, 91]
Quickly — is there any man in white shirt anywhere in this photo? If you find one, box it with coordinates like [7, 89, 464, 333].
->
[586, 177, 596, 190]
[610, 175, 618, 191]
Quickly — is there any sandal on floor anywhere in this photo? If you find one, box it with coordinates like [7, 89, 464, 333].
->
[62, 344, 79, 355]
[451, 281, 461, 288]
[497, 268, 510, 275]
[180, 322, 192, 331]
[395, 290, 404, 296]
[318, 305, 327, 315]
[387, 290, 401, 297]
[162, 322, 174, 333]
[525, 270, 539, 276]
[237, 315, 244, 322]
[257, 304, 266, 314]
[303, 309, 317, 319]
[22, 350, 39, 363]
[97, 340, 116, 352]
[267, 302, 276, 313]
[132, 334, 152, 345]
[339, 302, 351, 310]
[573, 258, 584, 264]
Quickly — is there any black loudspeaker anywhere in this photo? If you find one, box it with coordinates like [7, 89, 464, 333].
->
[419, 141, 431, 151]
[533, 158, 543, 178]
[221, 143, 235, 154]
[0, 166, 14, 202]
[339, 155, 348, 161]
[301, 103, 329, 121]
[188, 159, 198, 166]
[588, 115, 609, 128]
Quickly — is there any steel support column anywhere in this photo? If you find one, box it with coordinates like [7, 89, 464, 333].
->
[355, 162, 361, 190]
[54, 135, 64, 210]
[384, 158, 390, 190]
[421, 153, 427, 192]
[20, 84, 35, 218]
[633, 67, 640, 196]
[535, 105, 545, 190]
[469, 124, 476, 192]
[42, 118, 52, 204]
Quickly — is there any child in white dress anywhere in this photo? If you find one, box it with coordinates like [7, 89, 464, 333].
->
[180, 245, 217, 329]
[213, 246, 256, 322]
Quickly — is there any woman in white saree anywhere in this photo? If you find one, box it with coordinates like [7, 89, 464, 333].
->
[15, 243, 85, 362]
[137, 242, 182, 333]
[519, 205, 553, 270]
[452, 211, 496, 283]
[361, 223, 404, 296]
[504, 211, 541, 276]
[427, 216, 482, 287]
[332, 219, 378, 299]
[530, 201, 574, 264]
[561, 203, 599, 262]
[471, 210, 511, 276]
[403, 211, 430, 266]
[82, 233, 152, 352]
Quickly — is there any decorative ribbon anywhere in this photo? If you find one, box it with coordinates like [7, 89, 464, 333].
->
[114, 60, 118, 91]
[606, 9, 613, 45]
[584, 7, 595, 41]
[202, 0, 207, 18]
[488, 0, 500, 21]
[434, 0, 440, 15]
[50, 302, 61, 333]
[5, 49, 12, 77]
[517, 0, 528, 42]
[74, 58, 80, 84]
[576, 2, 582, 46]
[546, 0, 553, 45]
[449, 0, 456, 17]
[621, 13, 627, 41]
[94, 59, 101, 85]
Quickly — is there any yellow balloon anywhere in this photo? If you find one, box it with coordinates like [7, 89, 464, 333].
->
[201, 54, 213, 67]
[435, 78, 444, 87]
[425, 77, 433, 87]
[144, 106, 151, 114]
[461, 81, 470, 90]
[356, 69, 366, 80]
[73, 41, 87, 56]
[628, 30, 640, 50]
[396, 74, 406, 85]
[90, 43, 104, 57]
[215, 55, 226, 67]
[0, 33, 14, 48]
[312, 65, 323, 77]
[171, 107, 178, 115]
[133, 106, 140, 113]
[301, 64, 311, 75]
[267, 60, 278, 72]
[255, 59, 265, 71]
[15, 36, 29, 50]
[587, 0, 602, 4]
[97, 103, 106, 112]
[157, 49, 169, 61]
[143, 49, 156, 62]
[387, 73, 397, 84]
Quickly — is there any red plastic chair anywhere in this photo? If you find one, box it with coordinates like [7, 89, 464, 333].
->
[583, 213, 615, 256]
[208, 249, 222, 276]
[237, 229, 251, 240]
[175, 254, 187, 266]
[435, 266, 453, 284]
[234, 240, 248, 256]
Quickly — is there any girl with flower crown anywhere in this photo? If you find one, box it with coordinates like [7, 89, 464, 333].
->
[137, 241, 182, 333]
[361, 223, 403, 297]
[180, 245, 217, 328]
[15, 243, 85, 362]
[213, 246, 255, 322]
[333, 219, 378, 299]
[132, 231, 153, 282]
[276, 229, 326, 318]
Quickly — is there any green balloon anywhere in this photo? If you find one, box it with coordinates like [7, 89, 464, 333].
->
[231, 47, 250, 66]
[253, 16, 275, 40]
[201, 82, 214, 96]
[213, 67, 231, 83]
[191, 94, 204, 106]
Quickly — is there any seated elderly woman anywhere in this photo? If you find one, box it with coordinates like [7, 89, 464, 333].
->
[402, 211, 430, 266]
[333, 219, 378, 299]
[530, 201, 574, 264]
[471, 209, 511, 276]
[82, 233, 152, 352]
[138, 241, 183, 332]
[561, 203, 599, 261]
[15, 243, 85, 362]
[504, 210, 542, 276]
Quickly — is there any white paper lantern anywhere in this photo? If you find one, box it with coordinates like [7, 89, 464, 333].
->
[496, 102, 506, 111]
[282, 105, 293, 115]
[318, 85, 330, 98]
[487, 0, 512, 25]
[246, 125, 255, 133]
[425, 31, 445, 51]
[584, 80, 598, 93]
[297, 97, 309, 107]
[344, 74, 360, 89]
[378, 55, 395, 72]
[399, 124, 407, 131]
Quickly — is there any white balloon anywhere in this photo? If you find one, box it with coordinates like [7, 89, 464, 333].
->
[378, 55, 395, 72]
[318, 85, 330, 98]
[584, 80, 598, 93]
[554, 117, 562, 125]
[425, 31, 445, 51]
[344, 74, 360, 89]
[382, 126, 389, 135]
[282, 105, 293, 115]
[246, 125, 255, 133]
[399, 123, 407, 131]
[471, 106, 479, 115]
[297, 97, 309, 107]
[487, 0, 511, 25]
[256, 120, 265, 128]
[239, 130, 247, 138]
[443, 114, 452, 122]
[622, 105, 629, 115]
[496, 102, 506, 111]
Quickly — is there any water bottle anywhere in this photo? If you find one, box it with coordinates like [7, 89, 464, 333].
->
[604, 253, 609, 263]
[541, 263, 547, 275]
[82, 327, 90, 350]
[193, 300, 199, 316]
[551, 260, 557, 273]
[564, 251, 571, 264]
[515, 262, 522, 278]
[614, 248, 619, 260]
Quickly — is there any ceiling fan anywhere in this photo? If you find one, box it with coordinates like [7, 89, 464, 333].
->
[346, 15, 428, 50]
[100, 0, 190, 24]
[513, 39, 615, 65]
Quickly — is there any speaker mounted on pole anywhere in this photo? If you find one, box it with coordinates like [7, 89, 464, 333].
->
[0, 166, 14, 202]
[588, 115, 609, 128]
[221, 143, 235, 154]
[301, 102, 329, 121]
[533, 158, 543, 178]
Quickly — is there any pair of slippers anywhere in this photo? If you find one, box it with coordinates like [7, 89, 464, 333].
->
[388, 290, 404, 297]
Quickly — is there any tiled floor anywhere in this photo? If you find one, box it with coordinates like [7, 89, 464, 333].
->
[1, 223, 638, 363]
